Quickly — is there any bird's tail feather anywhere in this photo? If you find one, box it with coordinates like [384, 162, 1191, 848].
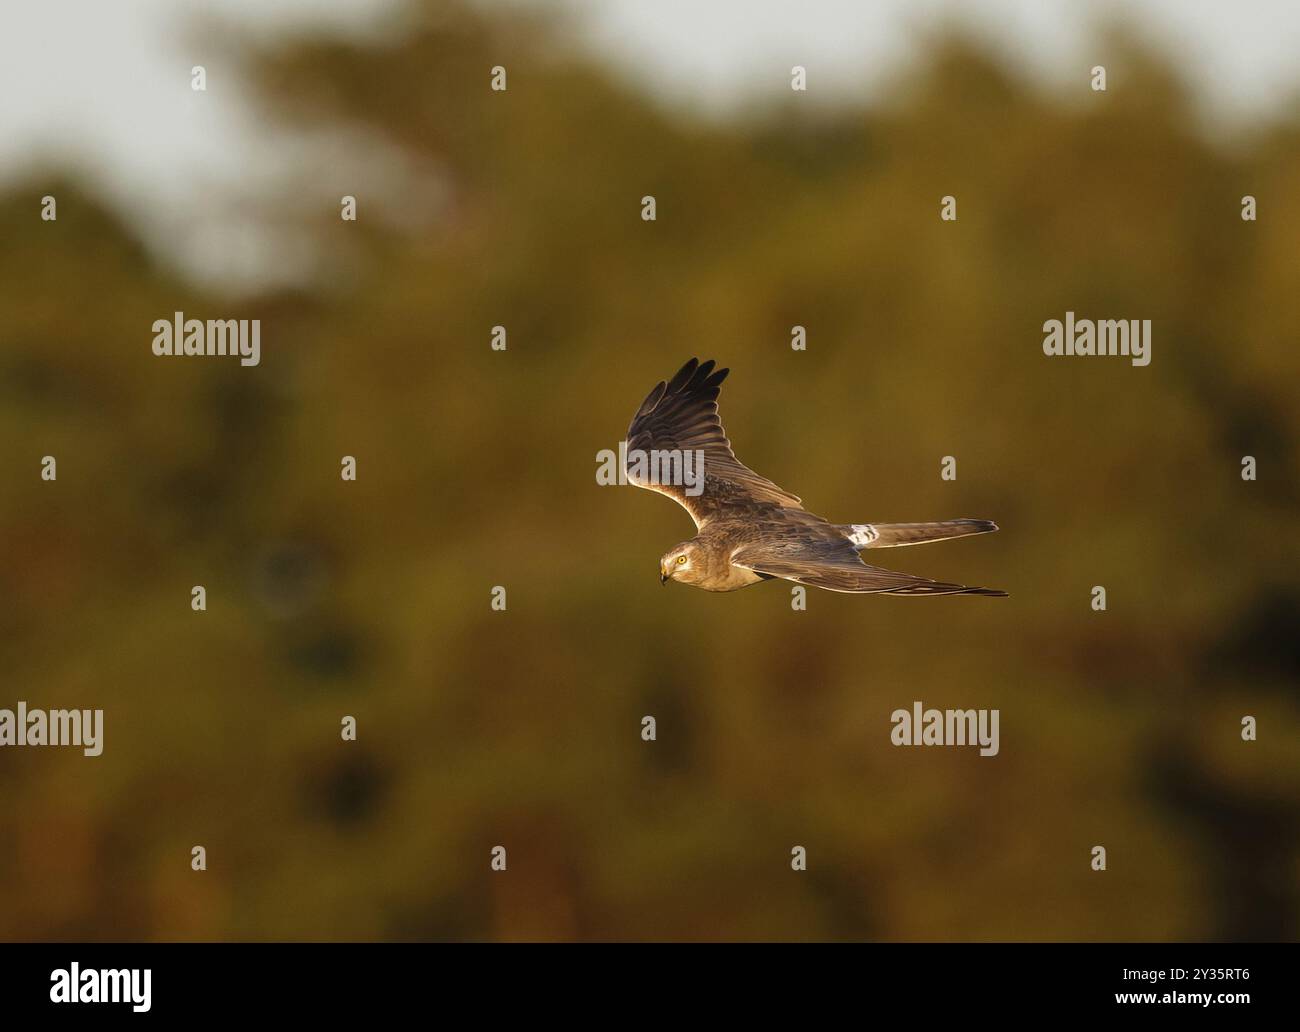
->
[841, 519, 998, 549]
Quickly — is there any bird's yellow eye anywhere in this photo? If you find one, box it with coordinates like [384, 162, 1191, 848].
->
[676, 555, 687, 565]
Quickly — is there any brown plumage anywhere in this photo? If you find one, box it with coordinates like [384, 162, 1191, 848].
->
[625, 358, 1007, 596]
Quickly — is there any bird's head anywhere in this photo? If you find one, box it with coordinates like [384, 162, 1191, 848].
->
[660, 541, 703, 586]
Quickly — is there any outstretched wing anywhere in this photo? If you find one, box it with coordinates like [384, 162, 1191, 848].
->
[625, 358, 802, 528]
[732, 530, 1007, 596]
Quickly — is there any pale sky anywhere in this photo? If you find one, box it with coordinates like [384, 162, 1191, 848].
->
[2, 0, 1296, 288]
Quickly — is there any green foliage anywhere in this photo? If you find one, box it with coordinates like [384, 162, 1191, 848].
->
[1, 2, 1297, 940]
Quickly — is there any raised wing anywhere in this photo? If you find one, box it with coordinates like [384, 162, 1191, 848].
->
[732, 532, 1007, 596]
[625, 358, 802, 528]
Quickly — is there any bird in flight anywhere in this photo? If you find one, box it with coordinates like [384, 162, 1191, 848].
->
[625, 358, 1007, 596]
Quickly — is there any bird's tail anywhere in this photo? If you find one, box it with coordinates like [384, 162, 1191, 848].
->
[841, 519, 998, 550]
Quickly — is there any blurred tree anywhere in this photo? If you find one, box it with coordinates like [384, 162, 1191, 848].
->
[1, 1, 1296, 940]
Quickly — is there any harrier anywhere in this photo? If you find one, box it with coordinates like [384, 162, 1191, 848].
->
[626, 358, 1006, 596]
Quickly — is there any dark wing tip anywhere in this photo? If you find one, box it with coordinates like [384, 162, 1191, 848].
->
[670, 358, 729, 397]
[666, 358, 699, 394]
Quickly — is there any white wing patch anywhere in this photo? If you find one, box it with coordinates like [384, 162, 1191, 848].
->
[846, 524, 878, 548]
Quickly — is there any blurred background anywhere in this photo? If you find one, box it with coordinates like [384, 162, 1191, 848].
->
[0, 0, 1297, 941]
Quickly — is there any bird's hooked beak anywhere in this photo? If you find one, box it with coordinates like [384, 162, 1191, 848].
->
[660, 563, 669, 585]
